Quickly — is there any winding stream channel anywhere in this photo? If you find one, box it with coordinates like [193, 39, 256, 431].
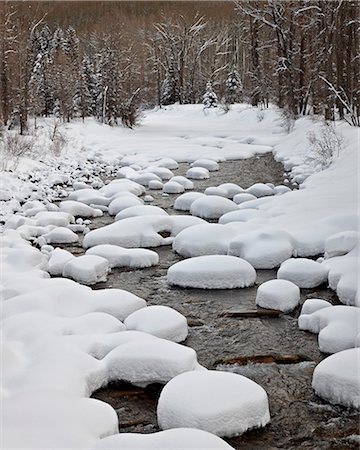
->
[61, 154, 358, 449]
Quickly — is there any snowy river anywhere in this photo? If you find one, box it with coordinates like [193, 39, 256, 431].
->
[59, 154, 358, 449]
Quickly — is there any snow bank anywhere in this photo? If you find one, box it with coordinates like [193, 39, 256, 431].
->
[312, 348, 360, 409]
[124, 305, 188, 342]
[256, 279, 300, 312]
[157, 370, 270, 437]
[167, 255, 256, 289]
[86, 245, 159, 269]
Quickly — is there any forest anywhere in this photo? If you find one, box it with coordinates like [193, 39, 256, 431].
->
[0, 0, 359, 133]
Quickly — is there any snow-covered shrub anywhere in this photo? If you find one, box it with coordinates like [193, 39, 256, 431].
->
[0, 131, 35, 171]
[203, 81, 218, 109]
[47, 119, 68, 156]
[306, 122, 343, 170]
[225, 68, 243, 104]
[279, 107, 296, 133]
[256, 108, 265, 122]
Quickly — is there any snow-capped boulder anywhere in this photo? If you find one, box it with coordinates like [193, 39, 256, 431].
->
[229, 229, 294, 269]
[218, 183, 244, 198]
[233, 193, 257, 205]
[86, 245, 159, 268]
[115, 205, 168, 221]
[108, 196, 143, 216]
[167, 255, 256, 289]
[170, 176, 194, 190]
[219, 209, 261, 224]
[273, 185, 291, 195]
[191, 159, 219, 172]
[312, 348, 360, 408]
[298, 305, 360, 353]
[144, 167, 174, 180]
[124, 305, 188, 342]
[93, 429, 235, 450]
[162, 181, 185, 194]
[68, 189, 110, 206]
[300, 299, 332, 315]
[157, 370, 270, 437]
[246, 183, 274, 198]
[278, 258, 328, 288]
[153, 157, 179, 170]
[35, 211, 74, 227]
[131, 172, 162, 187]
[148, 180, 164, 190]
[186, 167, 210, 180]
[63, 255, 109, 285]
[99, 179, 145, 197]
[41, 227, 79, 245]
[48, 248, 75, 276]
[173, 192, 205, 212]
[190, 196, 238, 220]
[59, 201, 103, 218]
[204, 187, 228, 198]
[255, 279, 300, 313]
[324, 231, 358, 258]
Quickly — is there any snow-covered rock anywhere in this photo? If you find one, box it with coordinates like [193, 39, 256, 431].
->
[218, 183, 244, 198]
[48, 248, 75, 276]
[186, 167, 210, 180]
[246, 183, 274, 197]
[105, 337, 199, 386]
[255, 279, 300, 312]
[324, 231, 358, 258]
[99, 179, 145, 198]
[132, 172, 162, 187]
[170, 176, 194, 190]
[124, 305, 188, 342]
[167, 255, 256, 289]
[219, 209, 261, 224]
[108, 195, 143, 216]
[233, 193, 257, 204]
[157, 370, 270, 437]
[148, 180, 164, 190]
[312, 348, 360, 409]
[86, 245, 159, 268]
[41, 227, 79, 244]
[300, 299, 332, 315]
[190, 196, 238, 220]
[173, 192, 205, 211]
[162, 181, 185, 194]
[144, 166, 174, 180]
[229, 229, 294, 269]
[277, 258, 328, 288]
[93, 429, 235, 450]
[273, 185, 291, 195]
[63, 255, 109, 285]
[59, 201, 103, 218]
[83, 216, 172, 248]
[191, 158, 219, 171]
[68, 188, 110, 206]
[298, 305, 360, 353]
[204, 186, 228, 197]
[115, 205, 168, 221]
[153, 157, 179, 170]
[35, 211, 74, 227]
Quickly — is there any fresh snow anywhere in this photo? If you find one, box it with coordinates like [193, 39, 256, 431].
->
[167, 255, 256, 289]
[157, 370, 270, 437]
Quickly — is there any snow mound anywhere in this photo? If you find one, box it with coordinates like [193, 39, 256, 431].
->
[169, 215, 206, 235]
[273, 185, 291, 195]
[298, 305, 360, 353]
[255, 279, 300, 313]
[233, 193, 257, 204]
[312, 348, 360, 408]
[68, 188, 110, 206]
[115, 205, 168, 221]
[83, 216, 172, 248]
[173, 223, 239, 257]
[246, 183, 274, 197]
[190, 196, 238, 220]
[35, 211, 74, 227]
[162, 181, 185, 194]
[218, 183, 244, 198]
[42, 227, 79, 244]
[99, 179, 145, 197]
[170, 176, 194, 190]
[132, 172, 162, 187]
[167, 255, 256, 289]
[157, 370, 270, 437]
[48, 248, 75, 276]
[186, 167, 210, 180]
[148, 180, 164, 190]
[191, 159, 219, 171]
[278, 258, 328, 288]
[108, 195, 143, 216]
[105, 337, 198, 386]
[86, 245, 159, 268]
[144, 166, 174, 180]
[93, 428, 235, 449]
[205, 186, 228, 197]
[324, 231, 358, 258]
[300, 299, 332, 315]
[229, 229, 293, 269]
[219, 209, 261, 224]
[124, 305, 188, 342]
[153, 157, 179, 170]
[63, 255, 109, 285]
[59, 201, 103, 218]
[173, 192, 205, 211]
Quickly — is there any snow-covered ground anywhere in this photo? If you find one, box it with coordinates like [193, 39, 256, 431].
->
[1, 104, 359, 448]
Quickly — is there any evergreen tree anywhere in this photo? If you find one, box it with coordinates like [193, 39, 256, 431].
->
[203, 81, 218, 108]
[225, 68, 243, 104]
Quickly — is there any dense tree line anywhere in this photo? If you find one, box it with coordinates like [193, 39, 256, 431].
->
[0, 0, 358, 133]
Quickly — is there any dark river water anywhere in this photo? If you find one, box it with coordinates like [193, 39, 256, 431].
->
[62, 154, 358, 449]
